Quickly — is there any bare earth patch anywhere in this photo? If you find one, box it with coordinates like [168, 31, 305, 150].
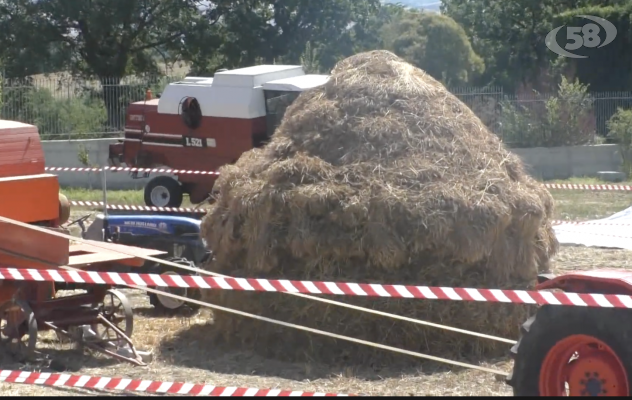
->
[3, 183, 630, 396]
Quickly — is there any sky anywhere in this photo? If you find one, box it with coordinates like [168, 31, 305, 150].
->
[384, 0, 441, 12]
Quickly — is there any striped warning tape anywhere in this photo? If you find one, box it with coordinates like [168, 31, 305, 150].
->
[69, 200, 208, 214]
[67, 202, 632, 224]
[0, 370, 349, 396]
[68, 201, 632, 226]
[544, 183, 632, 191]
[46, 166, 220, 176]
[552, 228, 632, 240]
[46, 166, 103, 172]
[43, 167, 632, 191]
[0, 267, 629, 308]
[552, 219, 632, 227]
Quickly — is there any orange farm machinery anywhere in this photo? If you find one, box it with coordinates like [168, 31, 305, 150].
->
[0, 119, 164, 365]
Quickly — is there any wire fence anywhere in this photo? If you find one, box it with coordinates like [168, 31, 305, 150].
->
[0, 75, 185, 140]
[1, 74, 632, 146]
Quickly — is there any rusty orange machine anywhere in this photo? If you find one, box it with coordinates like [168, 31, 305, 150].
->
[0, 119, 167, 364]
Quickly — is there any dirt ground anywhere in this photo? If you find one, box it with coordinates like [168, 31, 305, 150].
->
[2, 187, 632, 396]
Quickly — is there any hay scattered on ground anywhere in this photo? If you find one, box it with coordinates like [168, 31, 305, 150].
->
[200, 50, 558, 364]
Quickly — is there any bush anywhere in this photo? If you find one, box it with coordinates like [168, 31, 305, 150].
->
[0, 75, 181, 139]
[607, 108, 632, 177]
[499, 77, 596, 148]
[30, 89, 108, 139]
[1, 82, 108, 139]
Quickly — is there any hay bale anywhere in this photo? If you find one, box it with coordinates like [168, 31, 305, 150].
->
[200, 50, 558, 365]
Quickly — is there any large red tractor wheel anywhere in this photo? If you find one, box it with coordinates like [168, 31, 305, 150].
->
[507, 305, 632, 396]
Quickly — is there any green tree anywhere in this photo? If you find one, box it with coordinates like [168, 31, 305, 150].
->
[500, 76, 595, 147]
[196, 0, 380, 72]
[607, 108, 632, 176]
[441, 0, 630, 92]
[441, 0, 558, 90]
[0, 0, 207, 127]
[385, 11, 484, 86]
[351, 3, 407, 53]
[553, 3, 632, 92]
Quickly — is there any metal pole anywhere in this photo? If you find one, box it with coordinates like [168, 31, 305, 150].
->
[101, 168, 109, 241]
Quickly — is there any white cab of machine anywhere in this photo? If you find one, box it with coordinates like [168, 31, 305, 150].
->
[156, 65, 329, 120]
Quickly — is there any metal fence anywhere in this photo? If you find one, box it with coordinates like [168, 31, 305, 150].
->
[0, 75, 184, 140]
[2, 75, 632, 146]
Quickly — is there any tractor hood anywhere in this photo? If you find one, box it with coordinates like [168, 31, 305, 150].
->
[102, 214, 201, 236]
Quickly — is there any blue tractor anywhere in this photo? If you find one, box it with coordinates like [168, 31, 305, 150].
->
[68, 213, 211, 313]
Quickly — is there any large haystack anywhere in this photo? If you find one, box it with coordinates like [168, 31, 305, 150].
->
[200, 50, 558, 365]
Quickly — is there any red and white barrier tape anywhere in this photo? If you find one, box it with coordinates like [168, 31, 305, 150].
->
[1, 267, 631, 309]
[46, 166, 220, 176]
[544, 183, 632, 191]
[69, 200, 208, 214]
[68, 201, 632, 226]
[46, 166, 103, 172]
[552, 220, 632, 227]
[45, 167, 632, 191]
[552, 228, 632, 240]
[67, 202, 632, 225]
[0, 370, 348, 396]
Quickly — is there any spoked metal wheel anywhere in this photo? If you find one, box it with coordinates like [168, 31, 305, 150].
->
[90, 289, 133, 347]
[0, 300, 38, 361]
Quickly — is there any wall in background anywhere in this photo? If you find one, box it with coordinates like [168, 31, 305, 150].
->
[43, 139, 623, 190]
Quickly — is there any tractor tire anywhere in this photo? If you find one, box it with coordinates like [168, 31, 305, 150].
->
[507, 305, 632, 396]
[144, 176, 183, 208]
[147, 258, 202, 314]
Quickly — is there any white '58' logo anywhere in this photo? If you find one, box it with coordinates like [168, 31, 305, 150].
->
[545, 15, 617, 59]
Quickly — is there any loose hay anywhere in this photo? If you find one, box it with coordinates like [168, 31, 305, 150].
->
[200, 50, 558, 364]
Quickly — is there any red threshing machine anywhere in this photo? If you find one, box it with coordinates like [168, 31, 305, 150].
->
[0, 119, 166, 365]
[108, 65, 329, 207]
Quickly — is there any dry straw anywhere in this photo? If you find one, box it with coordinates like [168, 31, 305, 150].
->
[200, 50, 558, 365]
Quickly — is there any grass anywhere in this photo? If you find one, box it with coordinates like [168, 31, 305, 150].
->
[545, 177, 632, 221]
[63, 176, 632, 221]
[4, 177, 629, 396]
[61, 187, 194, 220]
[62, 187, 145, 205]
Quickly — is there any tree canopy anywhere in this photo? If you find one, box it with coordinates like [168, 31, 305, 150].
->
[2, 0, 632, 95]
[385, 10, 484, 86]
[441, 0, 632, 92]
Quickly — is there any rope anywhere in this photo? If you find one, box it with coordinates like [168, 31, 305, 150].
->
[0, 216, 514, 375]
[0, 243, 509, 377]
[19, 216, 517, 344]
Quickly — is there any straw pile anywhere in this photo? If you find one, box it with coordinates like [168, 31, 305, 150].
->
[199, 50, 558, 364]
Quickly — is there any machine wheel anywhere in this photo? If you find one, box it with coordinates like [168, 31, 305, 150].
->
[57, 193, 71, 226]
[148, 258, 202, 314]
[0, 300, 38, 361]
[144, 176, 183, 208]
[507, 305, 632, 396]
[91, 289, 134, 345]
